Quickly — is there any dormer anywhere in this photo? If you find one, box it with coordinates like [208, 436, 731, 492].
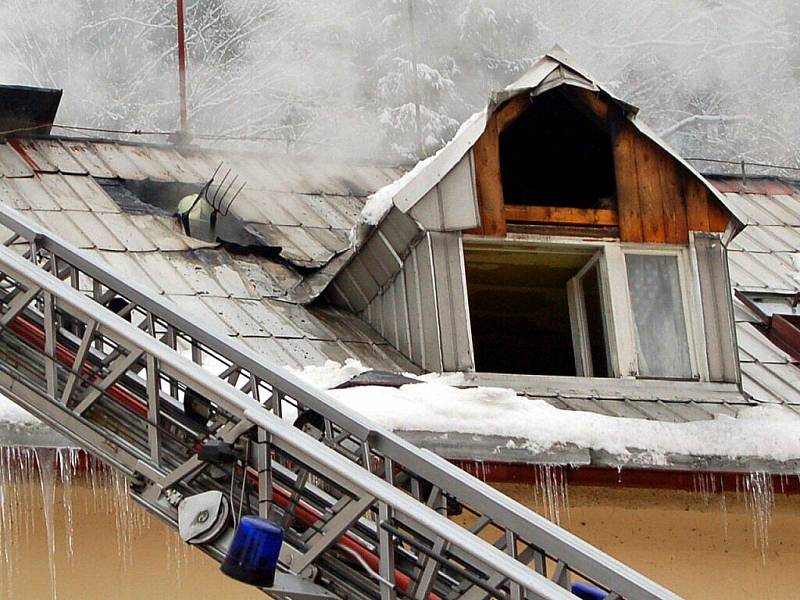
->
[328, 50, 743, 388]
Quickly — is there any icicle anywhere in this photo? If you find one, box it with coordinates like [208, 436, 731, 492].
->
[531, 464, 569, 525]
[719, 488, 728, 542]
[34, 447, 59, 600]
[57, 448, 77, 562]
[742, 472, 774, 562]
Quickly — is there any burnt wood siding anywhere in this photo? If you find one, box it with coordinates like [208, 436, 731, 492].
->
[612, 119, 729, 244]
[471, 93, 732, 242]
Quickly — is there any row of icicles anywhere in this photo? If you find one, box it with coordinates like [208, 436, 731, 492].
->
[463, 460, 781, 562]
[0, 449, 789, 599]
[0, 446, 196, 600]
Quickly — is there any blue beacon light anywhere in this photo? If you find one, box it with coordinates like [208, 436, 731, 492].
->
[221, 516, 284, 587]
[571, 582, 607, 600]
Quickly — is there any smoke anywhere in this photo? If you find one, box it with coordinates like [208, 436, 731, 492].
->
[1, 0, 798, 168]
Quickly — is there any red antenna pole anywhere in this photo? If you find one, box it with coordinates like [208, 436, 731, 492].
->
[176, 0, 188, 132]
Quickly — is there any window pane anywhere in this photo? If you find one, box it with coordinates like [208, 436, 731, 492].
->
[625, 254, 692, 378]
[581, 262, 609, 377]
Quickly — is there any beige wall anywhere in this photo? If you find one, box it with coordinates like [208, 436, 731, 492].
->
[495, 483, 800, 600]
[2, 477, 799, 599]
[2, 480, 260, 600]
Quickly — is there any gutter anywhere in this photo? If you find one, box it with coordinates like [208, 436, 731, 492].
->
[401, 430, 800, 491]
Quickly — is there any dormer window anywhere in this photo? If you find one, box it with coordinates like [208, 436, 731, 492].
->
[465, 239, 712, 381]
[328, 52, 740, 382]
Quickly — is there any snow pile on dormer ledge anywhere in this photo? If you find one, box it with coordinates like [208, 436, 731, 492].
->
[289, 360, 800, 464]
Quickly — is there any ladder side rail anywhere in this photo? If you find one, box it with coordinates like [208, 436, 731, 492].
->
[0, 203, 680, 600]
[0, 242, 576, 600]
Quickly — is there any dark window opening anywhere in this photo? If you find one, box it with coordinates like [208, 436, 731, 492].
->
[465, 246, 610, 377]
[499, 89, 616, 209]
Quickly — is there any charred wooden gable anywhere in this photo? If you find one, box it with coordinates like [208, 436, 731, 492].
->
[470, 85, 732, 241]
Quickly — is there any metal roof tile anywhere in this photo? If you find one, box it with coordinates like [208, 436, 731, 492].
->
[62, 211, 126, 251]
[268, 336, 329, 366]
[307, 339, 358, 364]
[203, 260, 260, 300]
[33, 210, 94, 249]
[305, 195, 358, 229]
[310, 306, 375, 344]
[132, 253, 195, 295]
[129, 215, 192, 251]
[100, 212, 159, 251]
[118, 144, 176, 181]
[752, 193, 800, 225]
[223, 256, 296, 299]
[200, 296, 267, 337]
[5, 176, 61, 210]
[735, 322, 793, 364]
[0, 177, 32, 210]
[766, 194, 800, 223]
[177, 294, 235, 336]
[59, 140, 116, 178]
[720, 193, 760, 225]
[96, 250, 166, 294]
[237, 336, 302, 368]
[86, 142, 148, 180]
[180, 148, 228, 180]
[267, 302, 338, 342]
[35, 139, 88, 175]
[9, 139, 57, 172]
[161, 253, 228, 296]
[730, 226, 792, 252]
[145, 146, 205, 182]
[622, 401, 685, 422]
[232, 190, 301, 226]
[62, 174, 121, 213]
[38, 173, 90, 210]
[276, 194, 336, 228]
[0, 142, 34, 177]
[741, 361, 800, 404]
[238, 299, 304, 339]
[728, 250, 798, 291]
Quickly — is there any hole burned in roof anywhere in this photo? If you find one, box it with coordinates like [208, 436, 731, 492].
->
[97, 177, 344, 277]
[100, 177, 262, 246]
[101, 179, 204, 215]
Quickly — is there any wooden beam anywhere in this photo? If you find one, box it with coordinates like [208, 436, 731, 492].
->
[504, 205, 618, 227]
[685, 176, 711, 232]
[633, 137, 668, 243]
[611, 119, 644, 242]
[469, 114, 506, 237]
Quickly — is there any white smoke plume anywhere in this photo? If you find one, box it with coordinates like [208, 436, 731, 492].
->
[0, 0, 798, 169]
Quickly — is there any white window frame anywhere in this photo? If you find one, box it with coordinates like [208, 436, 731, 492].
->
[567, 252, 613, 377]
[618, 243, 704, 381]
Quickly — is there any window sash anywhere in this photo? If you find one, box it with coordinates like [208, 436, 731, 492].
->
[568, 252, 612, 377]
[621, 247, 700, 380]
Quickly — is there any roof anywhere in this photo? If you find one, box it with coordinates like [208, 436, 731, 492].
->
[0, 136, 416, 373]
[711, 175, 800, 406]
[1, 60, 798, 473]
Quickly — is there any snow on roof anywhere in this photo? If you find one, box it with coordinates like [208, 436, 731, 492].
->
[288, 361, 800, 467]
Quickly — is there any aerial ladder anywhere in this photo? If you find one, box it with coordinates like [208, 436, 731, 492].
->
[0, 202, 681, 600]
